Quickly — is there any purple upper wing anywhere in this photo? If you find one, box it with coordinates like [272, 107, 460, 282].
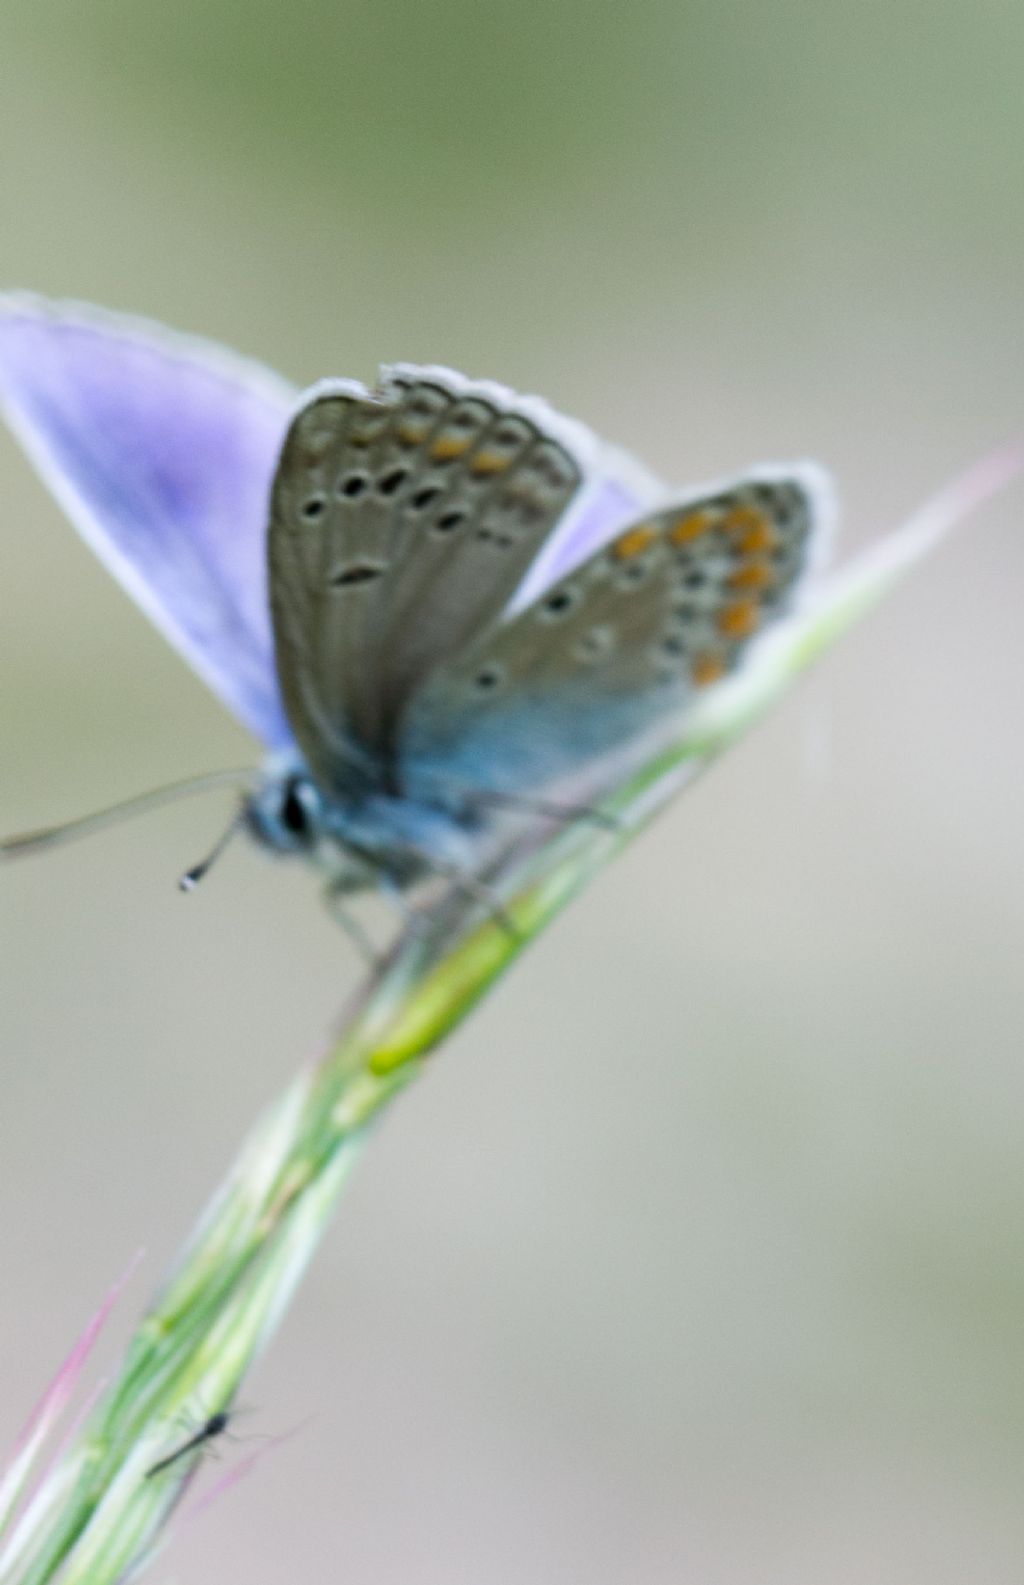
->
[0, 293, 298, 747]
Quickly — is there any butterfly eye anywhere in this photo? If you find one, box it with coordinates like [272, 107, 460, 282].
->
[281, 781, 309, 837]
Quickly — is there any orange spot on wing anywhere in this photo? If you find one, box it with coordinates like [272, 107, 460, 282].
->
[737, 523, 776, 554]
[397, 422, 428, 446]
[612, 524, 657, 559]
[721, 503, 762, 531]
[691, 652, 726, 687]
[431, 435, 473, 462]
[469, 450, 513, 476]
[717, 599, 760, 639]
[727, 559, 774, 591]
[722, 505, 776, 554]
[668, 510, 711, 546]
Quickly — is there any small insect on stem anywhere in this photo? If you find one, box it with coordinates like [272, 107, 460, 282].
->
[145, 1410, 233, 1478]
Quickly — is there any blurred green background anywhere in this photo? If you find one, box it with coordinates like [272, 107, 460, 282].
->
[2, 2, 1024, 1580]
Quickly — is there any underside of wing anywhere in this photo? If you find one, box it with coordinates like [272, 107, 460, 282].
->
[399, 465, 835, 806]
[268, 367, 644, 794]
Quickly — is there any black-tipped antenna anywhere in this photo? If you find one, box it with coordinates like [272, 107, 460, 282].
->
[178, 808, 246, 892]
[1, 769, 256, 862]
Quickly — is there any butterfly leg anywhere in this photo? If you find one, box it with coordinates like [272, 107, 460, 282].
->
[323, 883, 385, 967]
[415, 771, 624, 834]
[459, 787, 624, 833]
[376, 870, 432, 941]
[371, 840, 520, 942]
[429, 864, 521, 941]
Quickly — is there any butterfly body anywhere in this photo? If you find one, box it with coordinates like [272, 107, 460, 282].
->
[242, 750, 483, 895]
[0, 297, 836, 913]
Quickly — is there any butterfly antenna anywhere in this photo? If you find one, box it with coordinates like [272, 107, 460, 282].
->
[179, 808, 247, 892]
[1, 769, 257, 862]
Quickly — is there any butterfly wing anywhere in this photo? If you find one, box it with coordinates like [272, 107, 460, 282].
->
[267, 367, 656, 792]
[399, 466, 835, 803]
[0, 293, 298, 747]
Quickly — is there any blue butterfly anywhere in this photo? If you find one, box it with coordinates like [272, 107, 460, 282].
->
[0, 296, 834, 932]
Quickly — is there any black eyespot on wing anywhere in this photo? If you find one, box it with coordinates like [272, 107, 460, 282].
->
[339, 473, 369, 498]
[433, 510, 465, 534]
[473, 663, 505, 692]
[379, 468, 408, 497]
[301, 495, 326, 520]
[329, 561, 388, 588]
[543, 588, 575, 616]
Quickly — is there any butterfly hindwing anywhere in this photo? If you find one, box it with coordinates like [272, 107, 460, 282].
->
[400, 467, 831, 801]
[268, 369, 587, 790]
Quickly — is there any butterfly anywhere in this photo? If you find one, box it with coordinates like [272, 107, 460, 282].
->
[0, 296, 834, 934]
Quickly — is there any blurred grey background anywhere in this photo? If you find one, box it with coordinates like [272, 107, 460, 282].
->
[2, 3, 1023, 1580]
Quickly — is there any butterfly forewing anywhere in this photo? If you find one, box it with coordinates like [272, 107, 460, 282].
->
[268, 370, 584, 792]
[400, 471, 828, 801]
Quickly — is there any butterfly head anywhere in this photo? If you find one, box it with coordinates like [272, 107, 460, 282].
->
[242, 753, 479, 897]
[243, 758, 387, 896]
[244, 757, 330, 858]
